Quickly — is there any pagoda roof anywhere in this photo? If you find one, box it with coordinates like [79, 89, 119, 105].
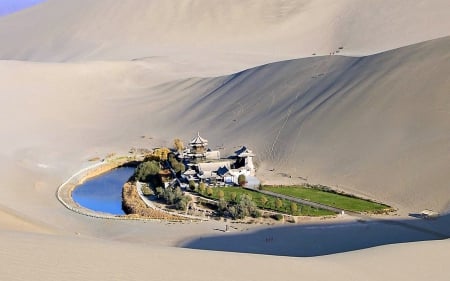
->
[190, 132, 208, 145]
[235, 146, 255, 157]
[217, 166, 230, 177]
[183, 168, 197, 176]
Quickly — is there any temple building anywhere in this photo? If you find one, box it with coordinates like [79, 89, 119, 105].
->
[185, 132, 220, 161]
[179, 133, 259, 187]
[234, 146, 256, 176]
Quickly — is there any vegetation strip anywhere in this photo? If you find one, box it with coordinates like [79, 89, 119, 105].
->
[197, 186, 335, 216]
[261, 185, 391, 213]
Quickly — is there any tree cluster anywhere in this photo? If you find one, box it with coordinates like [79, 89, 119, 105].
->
[155, 186, 191, 211]
[135, 160, 161, 182]
[168, 153, 185, 174]
[217, 194, 261, 219]
[152, 147, 171, 161]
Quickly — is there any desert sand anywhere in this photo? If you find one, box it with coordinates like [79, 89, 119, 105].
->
[0, 1, 449, 280]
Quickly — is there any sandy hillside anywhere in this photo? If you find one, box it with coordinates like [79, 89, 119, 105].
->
[1, 0, 449, 72]
[0, 0, 449, 280]
[149, 37, 450, 213]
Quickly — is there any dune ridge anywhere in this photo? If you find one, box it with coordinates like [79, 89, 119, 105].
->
[1, 0, 449, 73]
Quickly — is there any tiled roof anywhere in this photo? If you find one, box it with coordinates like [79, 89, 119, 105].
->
[190, 132, 208, 145]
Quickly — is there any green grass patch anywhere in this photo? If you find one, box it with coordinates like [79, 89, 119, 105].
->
[261, 185, 390, 213]
[199, 186, 335, 217]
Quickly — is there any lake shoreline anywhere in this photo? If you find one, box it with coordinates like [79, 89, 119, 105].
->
[56, 157, 137, 219]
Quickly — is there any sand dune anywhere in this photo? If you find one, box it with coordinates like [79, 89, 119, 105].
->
[141, 37, 450, 213]
[0, 230, 447, 281]
[1, 0, 449, 73]
[2, 37, 448, 213]
[0, 1, 449, 280]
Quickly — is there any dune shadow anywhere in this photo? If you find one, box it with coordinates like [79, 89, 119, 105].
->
[181, 214, 450, 257]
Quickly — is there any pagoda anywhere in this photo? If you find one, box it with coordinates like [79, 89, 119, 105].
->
[187, 132, 208, 160]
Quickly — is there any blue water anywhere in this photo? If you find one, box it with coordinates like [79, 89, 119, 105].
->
[72, 167, 135, 215]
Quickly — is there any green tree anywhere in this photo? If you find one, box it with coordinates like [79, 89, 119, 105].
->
[172, 162, 186, 173]
[230, 192, 237, 203]
[175, 196, 191, 211]
[217, 198, 227, 212]
[174, 187, 183, 199]
[174, 138, 184, 151]
[238, 174, 247, 187]
[188, 180, 196, 191]
[290, 202, 298, 214]
[260, 195, 268, 207]
[155, 186, 164, 198]
[275, 198, 283, 210]
[198, 182, 206, 194]
[152, 147, 170, 161]
[163, 188, 176, 204]
[230, 194, 260, 219]
[228, 205, 238, 219]
[135, 160, 161, 182]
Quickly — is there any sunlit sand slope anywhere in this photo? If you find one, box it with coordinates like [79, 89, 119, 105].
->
[148, 37, 450, 213]
[0, 0, 448, 72]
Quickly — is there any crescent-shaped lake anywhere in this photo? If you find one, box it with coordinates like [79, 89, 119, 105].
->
[72, 167, 135, 215]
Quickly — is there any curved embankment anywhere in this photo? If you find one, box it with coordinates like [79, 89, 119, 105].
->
[56, 157, 134, 219]
[57, 156, 193, 221]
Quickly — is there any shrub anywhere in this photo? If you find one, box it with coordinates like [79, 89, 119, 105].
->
[175, 196, 191, 211]
[152, 147, 170, 161]
[158, 186, 191, 211]
[251, 209, 262, 218]
[230, 192, 237, 203]
[275, 198, 283, 210]
[217, 198, 228, 213]
[198, 182, 206, 194]
[141, 185, 153, 196]
[163, 188, 177, 204]
[260, 195, 268, 207]
[227, 194, 260, 219]
[228, 205, 238, 219]
[188, 180, 196, 191]
[174, 138, 184, 151]
[290, 202, 298, 214]
[238, 174, 247, 187]
[218, 190, 225, 199]
[206, 187, 213, 196]
[272, 214, 283, 221]
[155, 186, 164, 198]
[172, 162, 186, 173]
[169, 154, 185, 174]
